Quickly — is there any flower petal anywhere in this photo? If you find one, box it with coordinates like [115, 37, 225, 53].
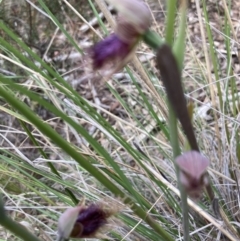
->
[106, 0, 151, 33]
[175, 151, 210, 199]
[91, 34, 131, 69]
[73, 203, 108, 238]
[175, 151, 209, 179]
[57, 206, 83, 241]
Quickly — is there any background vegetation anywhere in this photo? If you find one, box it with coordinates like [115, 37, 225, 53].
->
[0, 0, 240, 240]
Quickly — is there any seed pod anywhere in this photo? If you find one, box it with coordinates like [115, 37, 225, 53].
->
[175, 151, 210, 199]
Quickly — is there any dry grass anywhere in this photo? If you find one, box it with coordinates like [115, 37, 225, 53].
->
[0, 0, 240, 240]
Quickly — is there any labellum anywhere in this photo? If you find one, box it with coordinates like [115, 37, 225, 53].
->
[90, 0, 152, 72]
[175, 151, 210, 199]
[57, 200, 119, 241]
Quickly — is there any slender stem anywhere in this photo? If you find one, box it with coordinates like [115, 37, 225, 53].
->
[165, 0, 177, 45]
[155, 0, 191, 238]
[168, 107, 181, 157]
[143, 30, 164, 50]
[178, 178, 190, 241]
[168, 87, 190, 241]
[143, 35, 192, 239]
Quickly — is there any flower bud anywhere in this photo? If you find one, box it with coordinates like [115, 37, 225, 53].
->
[175, 151, 210, 199]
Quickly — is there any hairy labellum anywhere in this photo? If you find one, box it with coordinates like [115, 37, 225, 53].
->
[57, 201, 118, 241]
[90, 0, 151, 71]
[91, 34, 132, 69]
[71, 203, 108, 238]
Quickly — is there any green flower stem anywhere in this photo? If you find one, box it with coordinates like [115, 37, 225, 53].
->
[144, 1, 190, 240]
[168, 108, 181, 158]
[166, 1, 190, 240]
[0, 195, 43, 241]
[166, 77, 191, 240]
[165, 0, 177, 45]
[0, 77, 174, 241]
[144, 34, 191, 240]
[172, 3, 190, 240]
[143, 30, 164, 50]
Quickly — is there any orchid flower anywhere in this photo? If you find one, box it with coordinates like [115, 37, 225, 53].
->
[91, 0, 151, 72]
[57, 200, 119, 241]
[175, 151, 210, 200]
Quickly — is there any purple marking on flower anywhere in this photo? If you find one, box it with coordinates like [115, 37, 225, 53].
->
[75, 204, 107, 237]
[58, 200, 119, 241]
[91, 34, 131, 69]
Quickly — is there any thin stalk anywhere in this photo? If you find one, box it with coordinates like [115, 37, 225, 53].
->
[144, 13, 191, 240]
[159, 1, 190, 240]
[171, 3, 190, 239]
[165, 0, 177, 45]
[156, 45, 190, 241]
[143, 30, 164, 50]
[167, 103, 189, 239]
